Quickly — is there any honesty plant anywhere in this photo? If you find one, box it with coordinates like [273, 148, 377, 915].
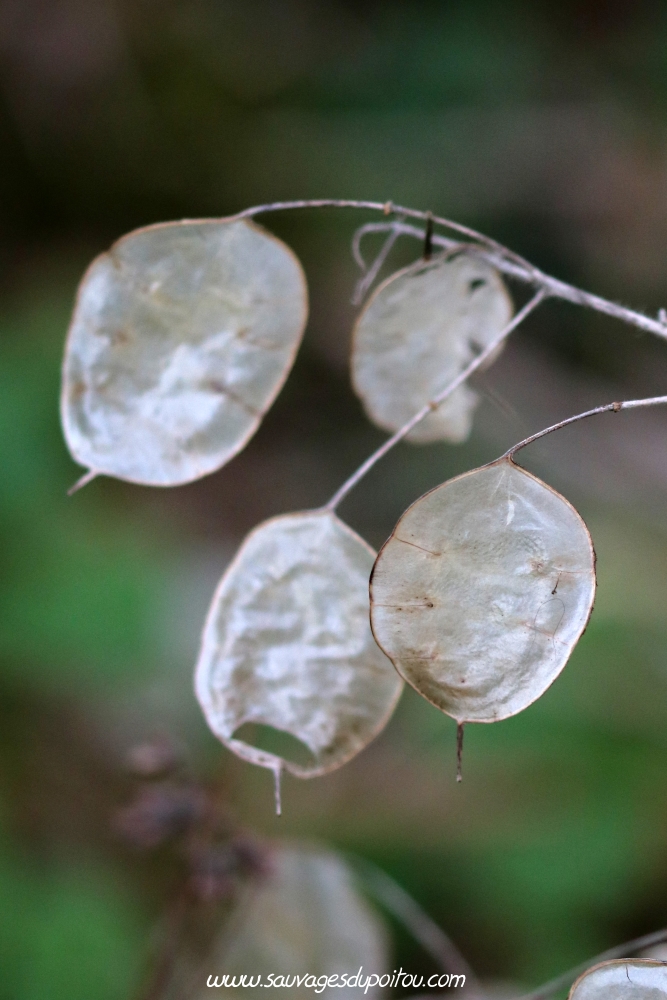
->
[60, 198, 667, 812]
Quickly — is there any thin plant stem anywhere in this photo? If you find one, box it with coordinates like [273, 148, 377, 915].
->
[272, 761, 282, 817]
[513, 927, 667, 1000]
[500, 394, 667, 461]
[323, 289, 546, 512]
[355, 219, 667, 339]
[347, 855, 480, 996]
[352, 224, 403, 304]
[67, 468, 98, 495]
[456, 723, 464, 784]
[351, 221, 381, 270]
[230, 198, 515, 261]
[227, 199, 667, 340]
[231, 199, 667, 510]
[423, 211, 435, 260]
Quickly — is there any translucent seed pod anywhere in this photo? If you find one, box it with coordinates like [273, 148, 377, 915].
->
[209, 844, 388, 999]
[569, 959, 667, 999]
[352, 252, 512, 444]
[195, 511, 403, 799]
[61, 218, 308, 486]
[370, 458, 596, 724]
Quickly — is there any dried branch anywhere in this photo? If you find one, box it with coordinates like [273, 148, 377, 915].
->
[502, 394, 667, 461]
[233, 198, 667, 509]
[354, 219, 667, 340]
[228, 199, 667, 340]
[351, 220, 403, 272]
[231, 198, 513, 260]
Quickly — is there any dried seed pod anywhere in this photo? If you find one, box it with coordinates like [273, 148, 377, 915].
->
[61, 219, 308, 485]
[569, 960, 667, 998]
[370, 458, 595, 723]
[351, 252, 513, 443]
[194, 511, 403, 784]
[209, 844, 388, 999]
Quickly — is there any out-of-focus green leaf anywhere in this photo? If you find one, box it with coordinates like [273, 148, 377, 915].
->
[0, 838, 141, 1000]
[0, 290, 174, 685]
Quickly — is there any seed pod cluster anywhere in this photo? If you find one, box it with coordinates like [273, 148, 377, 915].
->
[61, 220, 597, 798]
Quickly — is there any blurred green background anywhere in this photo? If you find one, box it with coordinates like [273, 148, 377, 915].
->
[3, 1, 667, 996]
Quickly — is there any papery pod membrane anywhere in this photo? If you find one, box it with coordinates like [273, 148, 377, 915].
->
[195, 511, 403, 780]
[351, 252, 512, 444]
[370, 458, 596, 723]
[203, 844, 388, 999]
[568, 959, 667, 998]
[61, 219, 308, 485]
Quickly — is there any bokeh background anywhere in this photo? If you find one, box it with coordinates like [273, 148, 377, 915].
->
[3, 1, 667, 996]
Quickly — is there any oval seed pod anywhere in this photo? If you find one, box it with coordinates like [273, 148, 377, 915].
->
[569, 960, 667, 998]
[209, 844, 388, 999]
[370, 458, 595, 723]
[61, 219, 308, 486]
[351, 252, 513, 444]
[195, 511, 403, 786]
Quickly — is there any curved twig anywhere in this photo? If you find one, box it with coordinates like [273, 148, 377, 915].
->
[352, 220, 401, 272]
[352, 224, 404, 305]
[231, 197, 667, 521]
[230, 198, 513, 260]
[353, 219, 667, 341]
[227, 200, 667, 340]
[501, 394, 667, 461]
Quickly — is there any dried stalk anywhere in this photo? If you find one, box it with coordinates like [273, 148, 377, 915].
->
[70, 199, 667, 499]
[353, 218, 667, 339]
[502, 394, 667, 460]
[229, 199, 667, 340]
[230, 198, 667, 509]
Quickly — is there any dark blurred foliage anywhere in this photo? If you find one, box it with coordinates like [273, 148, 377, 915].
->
[3, 1, 667, 997]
